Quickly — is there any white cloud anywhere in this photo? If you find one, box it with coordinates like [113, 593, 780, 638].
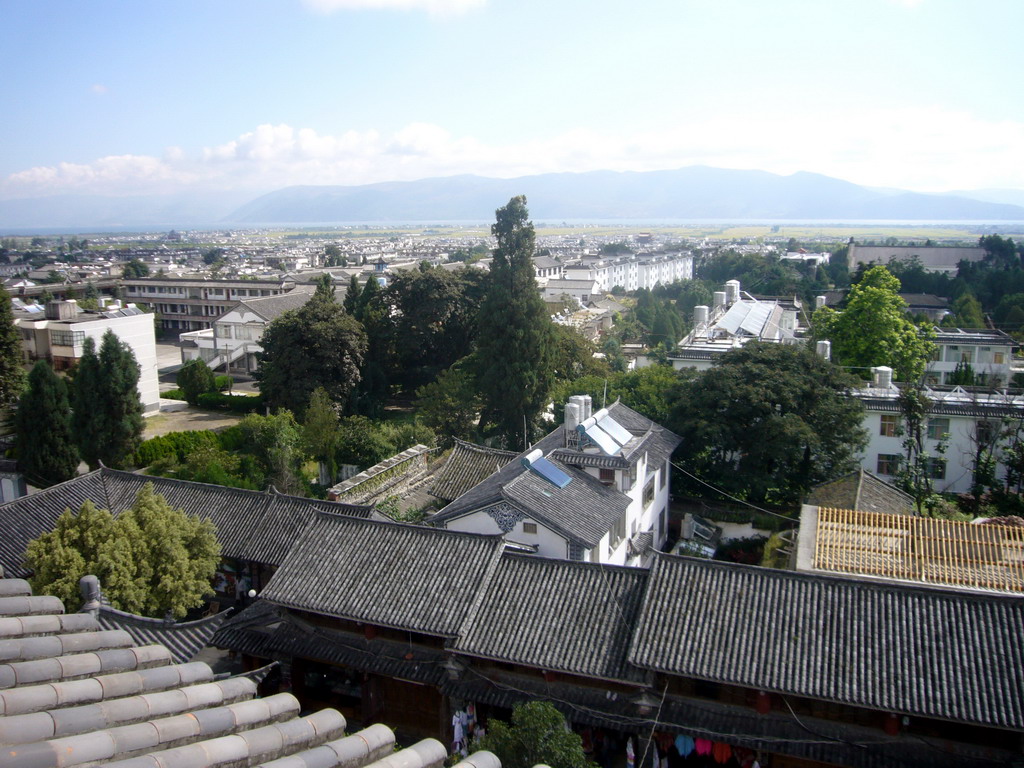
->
[302, 0, 483, 15]
[3, 108, 1023, 200]
[90, 84, 108, 95]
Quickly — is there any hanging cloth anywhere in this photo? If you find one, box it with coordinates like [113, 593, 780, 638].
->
[674, 734, 695, 757]
[695, 738, 712, 756]
[711, 742, 731, 764]
[626, 738, 635, 768]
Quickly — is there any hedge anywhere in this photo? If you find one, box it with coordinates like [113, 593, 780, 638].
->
[196, 391, 264, 413]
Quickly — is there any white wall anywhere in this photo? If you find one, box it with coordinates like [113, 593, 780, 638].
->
[443, 509, 570, 559]
[74, 312, 161, 413]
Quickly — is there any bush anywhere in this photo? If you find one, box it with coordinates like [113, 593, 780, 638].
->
[162, 388, 186, 400]
[134, 430, 220, 467]
[196, 391, 264, 413]
[214, 375, 233, 392]
[177, 359, 217, 406]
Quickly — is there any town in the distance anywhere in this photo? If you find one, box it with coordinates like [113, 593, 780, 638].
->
[0, 209, 1022, 768]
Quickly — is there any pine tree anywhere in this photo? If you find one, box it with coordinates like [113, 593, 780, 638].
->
[71, 337, 104, 469]
[96, 329, 145, 468]
[342, 275, 362, 314]
[475, 196, 554, 448]
[16, 360, 80, 487]
[0, 286, 26, 407]
[73, 331, 144, 469]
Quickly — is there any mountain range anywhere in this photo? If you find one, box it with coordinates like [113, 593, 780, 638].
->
[2, 167, 1023, 230]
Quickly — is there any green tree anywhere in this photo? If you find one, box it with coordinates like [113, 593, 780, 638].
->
[233, 411, 307, 494]
[15, 360, 79, 487]
[324, 243, 346, 267]
[25, 484, 220, 619]
[176, 358, 217, 406]
[314, 273, 336, 302]
[947, 291, 985, 328]
[71, 337, 104, 468]
[122, 259, 150, 278]
[475, 196, 554, 448]
[99, 330, 145, 468]
[414, 359, 480, 445]
[257, 294, 368, 417]
[812, 265, 935, 382]
[0, 286, 26, 407]
[893, 386, 949, 515]
[669, 342, 868, 505]
[476, 701, 594, 768]
[303, 387, 340, 484]
[342, 275, 362, 315]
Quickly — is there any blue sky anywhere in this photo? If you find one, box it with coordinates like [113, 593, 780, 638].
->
[2, 0, 1023, 199]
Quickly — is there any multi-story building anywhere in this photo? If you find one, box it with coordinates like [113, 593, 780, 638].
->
[926, 327, 1015, 387]
[430, 396, 681, 567]
[13, 299, 160, 412]
[563, 250, 692, 293]
[122, 276, 297, 333]
[668, 280, 801, 371]
[855, 366, 1024, 495]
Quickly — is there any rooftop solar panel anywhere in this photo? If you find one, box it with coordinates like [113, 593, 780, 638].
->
[529, 456, 572, 488]
[597, 415, 632, 446]
[580, 423, 622, 456]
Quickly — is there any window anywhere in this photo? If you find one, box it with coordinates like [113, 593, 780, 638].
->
[976, 420, 999, 446]
[643, 477, 656, 508]
[522, 522, 537, 535]
[925, 458, 946, 480]
[927, 418, 950, 441]
[599, 468, 615, 486]
[49, 329, 85, 347]
[876, 454, 900, 476]
[607, 513, 626, 556]
[879, 414, 899, 437]
[994, 352, 1005, 365]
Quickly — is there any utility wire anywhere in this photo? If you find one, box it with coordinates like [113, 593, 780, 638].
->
[670, 461, 798, 523]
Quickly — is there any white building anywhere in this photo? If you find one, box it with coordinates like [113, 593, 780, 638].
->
[563, 251, 693, 293]
[668, 280, 801, 372]
[179, 288, 314, 373]
[429, 398, 681, 567]
[854, 367, 1024, 495]
[14, 299, 160, 413]
[926, 328, 1015, 387]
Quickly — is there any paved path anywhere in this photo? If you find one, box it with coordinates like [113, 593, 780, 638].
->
[143, 401, 245, 439]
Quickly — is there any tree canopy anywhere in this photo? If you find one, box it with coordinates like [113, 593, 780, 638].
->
[256, 293, 368, 416]
[812, 265, 935, 382]
[177, 358, 217, 405]
[669, 342, 868, 505]
[25, 484, 220, 619]
[476, 701, 594, 768]
[16, 360, 79, 487]
[475, 196, 554, 448]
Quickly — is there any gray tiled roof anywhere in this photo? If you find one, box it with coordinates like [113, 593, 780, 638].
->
[429, 440, 518, 503]
[0, 575, 490, 768]
[0, 469, 374, 577]
[805, 469, 917, 516]
[95, 604, 233, 664]
[628, 553, 1024, 730]
[231, 286, 315, 322]
[452, 554, 647, 683]
[260, 513, 505, 637]
[432, 402, 678, 548]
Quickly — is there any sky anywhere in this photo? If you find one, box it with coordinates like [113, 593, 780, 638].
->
[2, 0, 1023, 201]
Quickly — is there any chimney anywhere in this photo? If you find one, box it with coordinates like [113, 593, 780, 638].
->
[872, 366, 893, 388]
[693, 305, 709, 325]
[725, 280, 740, 305]
[816, 340, 831, 360]
[713, 291, 727, 310]
[815, 295, 827, 310]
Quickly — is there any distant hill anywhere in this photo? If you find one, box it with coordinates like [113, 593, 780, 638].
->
[227, 167, 1024, 223]
[2, 167, 1023, 230]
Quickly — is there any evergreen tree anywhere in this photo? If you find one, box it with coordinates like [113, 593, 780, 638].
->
[15, 361, 80, 487]
[475, 196, 554, 448]
[25, 485, 220, 619]
[0, 286, 26, 407]
[476, 701, 594, 768]
[177, 358, 217, 405]
[97, 330, 145, 468]
[313, 273, 336, 302]
[342, 275, 362, 314]
[71, 337, 104, 469]
[73, 331, 145, 469]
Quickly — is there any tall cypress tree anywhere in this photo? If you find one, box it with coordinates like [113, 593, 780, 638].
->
[72, 337, 104, 469]
[96, 329, 144, 468]
[476, 196, 553, 449]
[73, 331, 144, 469]
[16, 360, 80, 487]
[0, 286, 25, 407]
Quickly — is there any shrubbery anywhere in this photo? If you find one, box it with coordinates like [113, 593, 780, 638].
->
[197, 392, 264, 413]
